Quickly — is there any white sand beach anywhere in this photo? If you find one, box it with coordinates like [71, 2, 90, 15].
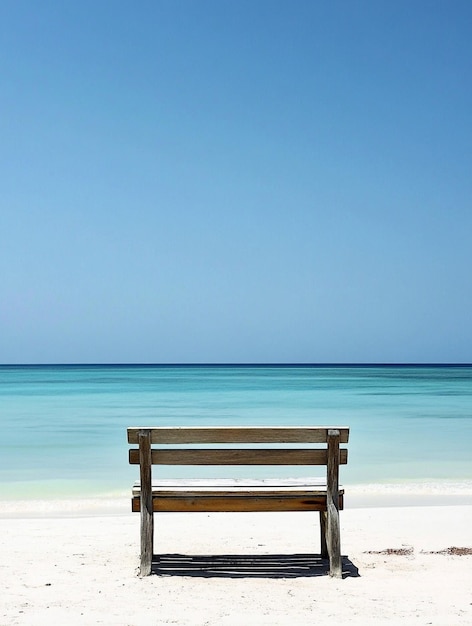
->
[1, 501, 471, 625]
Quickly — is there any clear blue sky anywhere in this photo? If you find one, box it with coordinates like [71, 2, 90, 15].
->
[1, 1, 471, 363]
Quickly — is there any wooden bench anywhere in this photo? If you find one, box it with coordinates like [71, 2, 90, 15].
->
[127, 426, 349, 578]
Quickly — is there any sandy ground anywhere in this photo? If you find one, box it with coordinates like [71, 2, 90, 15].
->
[1, 504, 471, 626]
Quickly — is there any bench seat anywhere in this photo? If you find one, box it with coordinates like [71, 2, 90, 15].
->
[131, 478, 344, 512]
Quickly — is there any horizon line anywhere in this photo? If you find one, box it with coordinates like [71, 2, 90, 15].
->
[1, 362, 471, 367]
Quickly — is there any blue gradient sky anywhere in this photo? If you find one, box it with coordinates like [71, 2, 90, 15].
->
[1, 1, 471, 363]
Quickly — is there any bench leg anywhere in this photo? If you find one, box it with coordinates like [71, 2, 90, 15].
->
[138, 429, 154, 577]
[326, 501, 342, 578]
[319, 511, 328, 559]
[326, 429, 342, 578]
[140, 505, 154, 577]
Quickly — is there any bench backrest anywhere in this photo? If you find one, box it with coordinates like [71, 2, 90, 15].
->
[128, 426, 349, 467]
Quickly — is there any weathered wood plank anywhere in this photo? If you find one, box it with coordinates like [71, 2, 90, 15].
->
[319, 510, 328, 559]
[133, 477, 332, 489]
[131, 494, 344, 513]
[129, 448, 348, 466]
[326, 429, 342, 578]
[131, 478, 345, 498]
[127, 426, 349, 445]
[138, 429, 153, 577]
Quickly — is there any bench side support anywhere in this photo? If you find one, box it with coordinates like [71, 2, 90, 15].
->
[319, 510, 328, 559]
[139, 429, 154, 576]
[326, 429, 342, 578]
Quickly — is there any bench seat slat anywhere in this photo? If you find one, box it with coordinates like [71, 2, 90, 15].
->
[131, 494, 344, 513]
[137, 477, 330, 486]
[132, 478, 344, 496]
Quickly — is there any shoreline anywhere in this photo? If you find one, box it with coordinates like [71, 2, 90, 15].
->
[2, 477, 472, 519]
[2, 487, 472, 519]
[0, 494, 472, 522]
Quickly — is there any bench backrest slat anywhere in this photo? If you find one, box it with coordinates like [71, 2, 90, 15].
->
[129, 448, 348, 466]
[127, 426, 349, 445]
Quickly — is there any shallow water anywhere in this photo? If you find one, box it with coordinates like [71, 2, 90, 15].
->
[1, 364, 471, 501]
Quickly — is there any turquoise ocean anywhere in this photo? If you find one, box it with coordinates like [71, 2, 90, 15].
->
[1, 365, 471, 511]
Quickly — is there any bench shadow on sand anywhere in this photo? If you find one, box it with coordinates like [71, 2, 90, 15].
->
[151, 553, 360, 579]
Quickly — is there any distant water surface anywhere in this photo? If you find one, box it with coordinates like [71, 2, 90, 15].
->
[1, 365, 471, 505]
